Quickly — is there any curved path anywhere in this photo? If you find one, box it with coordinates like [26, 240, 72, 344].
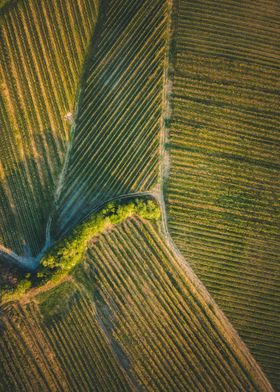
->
[0, 2, 275, 389]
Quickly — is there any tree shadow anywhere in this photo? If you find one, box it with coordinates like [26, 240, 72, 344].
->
[51, 0, 163, 239]
[0, 130, 66, 258]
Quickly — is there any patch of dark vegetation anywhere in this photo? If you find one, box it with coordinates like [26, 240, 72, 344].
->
[0, 0, 18, 14]
[0, 198, 160, 304]
[0, 260, 22, 287]
[0, 260, 25, 295]
[37, 281, 79, 324]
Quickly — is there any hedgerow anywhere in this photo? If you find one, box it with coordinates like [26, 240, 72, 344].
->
[0, 198, 160, 303]
[40, 198, 160, 279]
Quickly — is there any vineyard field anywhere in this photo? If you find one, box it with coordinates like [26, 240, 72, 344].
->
[0, 0, 279, 390]
[0, 217, 272, 391]
[0, 0, 99, 256]
[166, 0, 280, 387]
[53, 0, 168, 237]
[0, 0, 11, 12]
[0, 284, 132, 391]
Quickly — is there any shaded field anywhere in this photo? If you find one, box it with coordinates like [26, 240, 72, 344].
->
[166, 0, 280, 388]
[0, 0, 99, 256]
[53, 0, 168, 237]
[0, 0, 13, 12]
[0, 260, 24, 290]
[0, 217, 272, 391]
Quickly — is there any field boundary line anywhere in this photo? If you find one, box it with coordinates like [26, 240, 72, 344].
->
[156, 0, 274, 389]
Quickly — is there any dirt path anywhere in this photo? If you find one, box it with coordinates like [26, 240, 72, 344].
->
[0, 244, 37, 270]
[155, 1, 273, 390]
[0, 2, 275, 389]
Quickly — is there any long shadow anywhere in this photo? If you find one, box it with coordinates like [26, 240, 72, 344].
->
[0, 131, 66, 258]
[51, 0, 164, 239]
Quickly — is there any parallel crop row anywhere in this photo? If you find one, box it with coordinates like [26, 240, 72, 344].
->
[0, 302, 70, 391]
[0, 288, 132, 391]
[166, 0, 280, 387]
[43, 296, 133, 391]
[0, 217, 271, 391]
[0, 0, 99, 255]
[80, 217, 270, 391]
[54, 0, 168, 236]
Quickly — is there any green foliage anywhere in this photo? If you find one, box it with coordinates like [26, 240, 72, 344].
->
[135, 199, 161, 220]
[0, 198, 160, 305]
[0, 279, 31, 302]
[41, 199, 160, 278]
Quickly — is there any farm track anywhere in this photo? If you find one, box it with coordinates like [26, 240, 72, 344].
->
[0, 0, 277, 390]
[52, 0, 168, 237]
[0, 217, 273, 391]
[0, 0, 99, 257]
[165, 0, 280, 388]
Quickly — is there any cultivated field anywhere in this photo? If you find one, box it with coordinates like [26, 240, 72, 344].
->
[0, 217, 272, 391]
[0, 0, 11, 11]
[0, 0, 279, 390]
[0, 0, 99, 256]
[0, 285, 132, 391]
[53, 0, 168, 237]
[166, 0, 280, 387]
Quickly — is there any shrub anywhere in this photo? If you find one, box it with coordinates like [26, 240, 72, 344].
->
[1, 198, 160, 304]
[1, 279, 31, 302]
[41, 199, 160, 276]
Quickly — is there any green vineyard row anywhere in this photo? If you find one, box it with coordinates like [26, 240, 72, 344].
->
[0, 217, 272, 391]
[0, 0, 99, 255]
[53, 0, 168, 237]
[166, 0, 280, 388]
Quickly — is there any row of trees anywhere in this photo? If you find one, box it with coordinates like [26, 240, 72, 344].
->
[0, 198, 160, 303]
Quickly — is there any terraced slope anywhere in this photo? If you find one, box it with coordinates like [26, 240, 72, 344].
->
[166, 0, 280, 387]
[0, 0, 99, 257]
[53, 0, 168, 237]
[0, 217, 272, 391]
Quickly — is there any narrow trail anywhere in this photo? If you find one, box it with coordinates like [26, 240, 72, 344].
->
[0, 244, 37, 270]
[155, 1, 273, 390]
[0, 97, 80, 271]
[43, 115, 78, 253]
[0, 239, 53, 271]
[0, 2, 275, 388]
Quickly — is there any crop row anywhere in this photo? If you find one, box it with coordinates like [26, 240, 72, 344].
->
[0, 291, 132, 391]
[0, 0, 99, 256]
[0, 216, 272, 391]
[44, 297, 132, 391]
[0, 302, 70, 391]
[176, 0, 280, 67]
[54, 0, 168, 236]
[79, 216, 269, 391]
[166, 0, 280, 387]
